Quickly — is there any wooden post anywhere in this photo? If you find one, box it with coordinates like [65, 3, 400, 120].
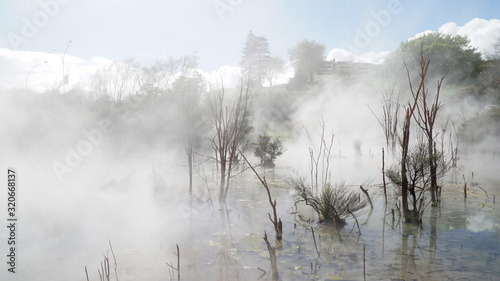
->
[382, 147, 388, 204]
[463, 175, 467, 198]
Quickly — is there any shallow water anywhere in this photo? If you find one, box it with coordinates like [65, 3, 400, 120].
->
[1, 157, 499, 281]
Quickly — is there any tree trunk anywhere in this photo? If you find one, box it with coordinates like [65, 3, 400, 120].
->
[401, 116, 411, 221]
[219, 158, 226, 202]
[401, 160, 409, 221]
[428, 135, 437, 205]
[187, 149, 193, 194]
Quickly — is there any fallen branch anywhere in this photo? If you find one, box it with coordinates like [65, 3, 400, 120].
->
[348, 208, 361, 236]
[476, 185, 489, 198]
[360, 185, 373, 209]
[257, 267, 266, 280]
[240, 151, 282, 240]
[311, 227, 320, 258]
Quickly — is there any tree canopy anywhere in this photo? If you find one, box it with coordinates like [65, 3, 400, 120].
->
[241, 31, 271, 87]
[385, 32, 486, 85]
[288, 39, 325, 83]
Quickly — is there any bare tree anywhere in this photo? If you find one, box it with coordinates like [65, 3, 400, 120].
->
[292, 119, 367, 226]
[368, 85, 401, 156]
[386, 141, 448, 220]
[301, 118, 334, 196]
[89, 58, 139, 101]
[398, 54, 426, 222]
[173, 72, 206, 194]
[137, 57, 179, 96]
[400, 46, 428, 223]
[412, 65, 448, 204]
[209, 82, 252, 202]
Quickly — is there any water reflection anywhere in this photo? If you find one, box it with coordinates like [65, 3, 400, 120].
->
[186, 177, 500, 280]
[6, 165, 499, 280]
[216, 203, 242, 281]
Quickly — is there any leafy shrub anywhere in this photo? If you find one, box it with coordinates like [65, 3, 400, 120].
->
[293, 179, 367, 227]
[254, 134, 284, 167]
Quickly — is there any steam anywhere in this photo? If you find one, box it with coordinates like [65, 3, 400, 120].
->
[1, 7, 500, 280]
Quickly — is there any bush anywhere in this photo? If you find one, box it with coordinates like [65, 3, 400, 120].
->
[386, 142, 450, 223]
[254, 134, 284, 167]
[293, 179, 367, 227]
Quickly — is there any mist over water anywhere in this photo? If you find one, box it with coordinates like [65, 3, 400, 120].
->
[1, 63, 499, 280]
[1, 2, 500, 280]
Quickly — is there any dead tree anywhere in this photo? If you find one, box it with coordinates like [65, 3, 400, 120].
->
[401, 46, 427, 223]
[412, 66, 448, 205]
[294, 119, 367, 226]
[263, 231, 279, 281]
[166, 244, 180, 281]
[368, 86, 401, 156]
[209, 82, 252, 202]
[85, 241, 119, 281]
[303, 118, 334, 196]
[173, 73, 205, 194]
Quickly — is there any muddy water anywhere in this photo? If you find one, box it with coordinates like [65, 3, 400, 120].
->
[1, 158, 499, 281]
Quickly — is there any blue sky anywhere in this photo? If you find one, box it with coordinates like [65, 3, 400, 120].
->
[1, 0, 500, 71]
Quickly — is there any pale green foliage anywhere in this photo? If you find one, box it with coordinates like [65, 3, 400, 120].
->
[293, 179, 367, 227]
[288, 39, 325, 82]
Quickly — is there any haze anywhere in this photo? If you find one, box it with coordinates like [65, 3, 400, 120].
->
[1, 1, 500, 280]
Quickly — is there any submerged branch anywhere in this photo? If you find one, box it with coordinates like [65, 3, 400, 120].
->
[240, 150, 282, 240]
[263, 231, 279, 281]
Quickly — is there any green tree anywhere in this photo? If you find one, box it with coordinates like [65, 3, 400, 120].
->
[288, 39, 325, 83]
[137, 57, 179, 97]
[479, 35, 500, 102]
[253, 134, 284, 167]
[241, 31, 271, 87]
[265, 56, 285, 87]
[385, 33, 485, 85]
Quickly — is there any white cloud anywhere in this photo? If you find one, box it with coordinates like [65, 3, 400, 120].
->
[406, 18, 500, 58]
[438, 18, 500, 57]
[408, 30, 435, 41]
[333, 18, 500, 65]
[0, 47, 290, 93]
[202, 65, 241, 88]
[326, 48, 390, 64]
[201, 64, 294, 88]
[0, 48, 113, 92]
[2, 17, 500, 92]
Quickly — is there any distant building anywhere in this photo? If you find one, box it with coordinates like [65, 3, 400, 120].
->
[322, 59, 382, 77]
